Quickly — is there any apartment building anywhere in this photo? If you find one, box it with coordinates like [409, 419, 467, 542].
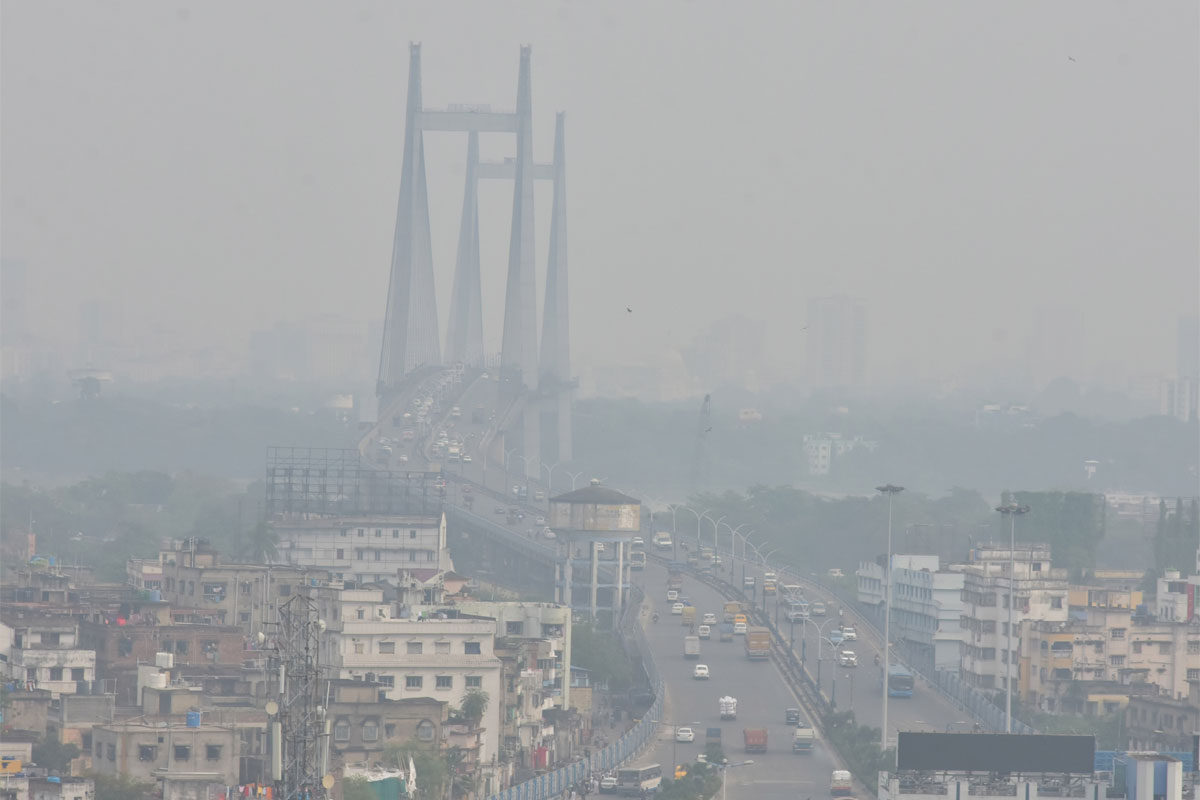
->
[272, 514, 450, 585]
[856, 555, 965, 671]
[91, 719, 240, 799]
[955, 543, 1069, 694]
[1157, 568, 1200, 623]
[1, 615, 96, 698]
[455, 601, 571, 711]
[325, 680, 447, 773]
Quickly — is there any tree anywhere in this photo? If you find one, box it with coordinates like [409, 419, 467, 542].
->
[32, 732, 79, 773]
[240, 520, 278, 564]
[90, 773, 156, 800]
[1154, 497, 1197, 576]
[382, 740, 447, 800]
[570, 622, 634, 689]
[341, 775, 377, 800]
[460, 689, 489, 724]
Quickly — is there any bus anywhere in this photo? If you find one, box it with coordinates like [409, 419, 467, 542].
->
[616, 764, 662, 795]
[630, 550, 646, 570]
[887, 665, 915, 698]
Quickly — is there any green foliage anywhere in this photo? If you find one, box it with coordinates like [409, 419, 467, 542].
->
[702, 741, 725, 765]
[823, 711, 895, 787]
[1026, 710, 1125, 750]
[1008, 491, 1107, 574]
[90, 772, 156, 800]
[382, 740, 448, 800]
[460, 689, 489, 723]
[32, 732, 79, 773]
[341, 776, 378, 800]
[570, 622, 635, 690]
[1154, 498, 1198, 576]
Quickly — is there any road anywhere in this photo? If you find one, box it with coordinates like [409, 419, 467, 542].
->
[715, 553, 974, 745]
[633, 560, 842, 799]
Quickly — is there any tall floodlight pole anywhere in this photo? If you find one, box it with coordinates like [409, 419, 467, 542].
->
[876, 483, 904, 751]
[997, 501, 1030, 733]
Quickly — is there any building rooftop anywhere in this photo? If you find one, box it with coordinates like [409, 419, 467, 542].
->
[550, 484, 639, 505]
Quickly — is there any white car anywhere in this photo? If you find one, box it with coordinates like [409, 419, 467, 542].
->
[702, 613, 718, 625]
[838, 650, 858, 667]
[536, 516, 545, 525]
[671, 603, 684, 616]
[733, 622, 747, 635]
[398, 454, 409, 462]
[632, 536, 645, 547]
[692, 664, 710, 680]
[697, 625, 711, 639]
[811, 602, 827, 616]
[462, 455, 472, 463]
[666, 590, 679, 602]
[841, 626, 857, 641]
[675, 727, 695, 742]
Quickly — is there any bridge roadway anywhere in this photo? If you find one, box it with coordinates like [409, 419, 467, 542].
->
[635, 559, 842, 798]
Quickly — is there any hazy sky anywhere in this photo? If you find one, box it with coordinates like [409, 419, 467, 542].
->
[3, 1, 1197, 387]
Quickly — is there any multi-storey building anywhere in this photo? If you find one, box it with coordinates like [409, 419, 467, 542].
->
[91, 719, 240, 800]
[856, 555, 964, 671]
[1, 615, 96, 698]
[325, 679, 447, 773]
[954, 543, 1069, 695]
[1126, 692, 1200, 753]
[273, 514, 449, 586]
[1157, 568, 1200, 622]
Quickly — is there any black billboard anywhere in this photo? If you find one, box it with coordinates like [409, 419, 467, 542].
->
[897, 732, 1095, 773]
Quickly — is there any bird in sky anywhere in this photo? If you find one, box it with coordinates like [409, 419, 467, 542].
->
[626, 307, 633, 313]
[1068, 56, 1076, 62]
[705, 427, 713, 433]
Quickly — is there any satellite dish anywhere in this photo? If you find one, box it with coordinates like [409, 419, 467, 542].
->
[265, 701, 279, 716]
[322, 775, 335, 789]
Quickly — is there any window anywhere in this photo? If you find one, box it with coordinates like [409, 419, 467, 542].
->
[406, 676, 423, 690]
[1189, 641, 1200, 655]
[1111, 628, 1126, 640]
[356, 609, 365, 620]
[206, 745, 222, 760]
[506, 621, 524, 636]
[409, 551, 418, 562]
[407, 642, 423, 655]
[379, 642, 396, 655]
[417, 720, 435, 741]
[1188, 669, 1200, 682]
[362, 720, 379, 741]
[49, 667, 63, 681]
[279, 584, 292, 596]
[428, 551, 436, 562]
[385, 724, 396, 739]
[466, 676, 483, 689]
[375, 529, 382, 538]
[42, 632, 61, 646]
[1132, 642, 1143, 654]
[336, 549, 344, 560]
[393, 530, 400, 539]
[72, 668, 85, 681]
[436, 675, 452, 689]
[465, 642, 481, 655]
[981, 648, 996, 661]
[1050, 596, 1063, 609]
[375, 550, 382, 561]
[353, 642, 365, 655]
[1159, 642, 1172, 655]
[95, 741, 103, 757]
[340, 529, 348, 537]
[240, 612, 250, 623]
[107, 744, 116, 761]
[176, 640, 189, 655]
[138, 745, 157, 762]
[334, 720, 351, 742]
[379, 675, 395, 688]
[358, 528, 365, 537]
[1110, 655, 1125, 666]
[356, 550, 364, 561]
[435, 642, 451, 655]
[174, 745, 191, 762]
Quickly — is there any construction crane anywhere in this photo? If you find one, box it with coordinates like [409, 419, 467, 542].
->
[689, 393, 712, 493]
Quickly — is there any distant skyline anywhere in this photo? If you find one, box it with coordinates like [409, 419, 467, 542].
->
[2, 2, 1196, 392]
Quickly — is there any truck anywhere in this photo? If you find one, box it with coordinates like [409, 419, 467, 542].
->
[723, 601, 743, 623]
[705, 727, 722, 747]
[718, 623, 734, 642]
[743, 728, 767, 753]
[831, 770, 853, 797]
[744, 627, 771, 660]
[718, 696, 737, 720]
[683, 635, 700, 659]
[667, 563, 685, 592]
[681, 606, 696, 627]
[792, 723, 815, 754]
[653, 532, 672, 550]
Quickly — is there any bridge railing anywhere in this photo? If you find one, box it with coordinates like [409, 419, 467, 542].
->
[487, 588, 663, 800]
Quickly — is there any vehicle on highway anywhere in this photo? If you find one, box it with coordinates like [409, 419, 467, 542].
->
[674, 765, 688, 780]
[842, 625, 857, 641]
[744, 627, 771, 660]
[723, 601, 742, 622]
[536, 516, 546, 525]
[692, 664, 710, 679]
[811, 601, 828, 616]
[719, 696, 737, 720]
[617, 764, 662, 795]
[541, 528, 556, 540]
[598, 775, 618, 794]
[666, 590, 679, 602]
[743, 576, 756, 589]
[786, 601, 810, 621]
[681, 606, 696, 626]
[733, 622, 747, 635]
[829, 629, 844, 646]
[718, 623, 734, 642]
[675, 727, 694, 742]
[653, 532, 672, 549]
[398, 454, 409, 462]
[785, 707, 802, 725]
[462, 455, 472, 463]
[631, 536, 645, 547]
[828, 568, 846, 579]
[697, 624, 711, 640]
[792, 723, 815, 754]
[733, 613, 747, 627]
[630, 550, 646, 570]
[534, 489, 545, 501]
[831, 769, 854, 797]
[743, 728, 767, 753]
[700, 612, 716, 625]
[838, 650, 858, 667]
[494, 507, 506, 515]
[684, 636, 700, 659]
[671, 603, 684, 615]
[887, 664, 915, 697]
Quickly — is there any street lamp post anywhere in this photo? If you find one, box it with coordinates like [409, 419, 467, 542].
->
[678, 507, 711, 555]
[565, 470, 585, 491]
[717, 759, 754, 800]
[541, 462, 560, 494]
[997, 501, 1030, 734]
[876, 483, 904, 750]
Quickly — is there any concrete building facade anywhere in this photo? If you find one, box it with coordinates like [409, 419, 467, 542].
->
[273, 514, 449, 586]
[2, 617, 96, 698]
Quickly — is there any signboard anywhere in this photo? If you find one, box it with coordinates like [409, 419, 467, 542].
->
[548, 502, 640, 533]
[897, 732, 1095, 773]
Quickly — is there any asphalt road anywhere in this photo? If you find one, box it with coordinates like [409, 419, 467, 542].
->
[633, 560, 843, 799]
[713, 554, 974, 746]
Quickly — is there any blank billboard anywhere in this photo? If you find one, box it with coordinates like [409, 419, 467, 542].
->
[897, 733, 1095, 773]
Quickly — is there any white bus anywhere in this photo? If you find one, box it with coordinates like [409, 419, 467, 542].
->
[617, 764, 662, 795]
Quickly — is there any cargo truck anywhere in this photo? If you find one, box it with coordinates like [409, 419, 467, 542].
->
[705, 727, 722, 748]
[681, 606, 696, 627]
[831, 770, 853, 796]
[744, 627, 771, 660]
[718, 623, 734, 642]
[683, 635, 701, 659]
[792, 724, 815, 754]
[743, 728, 767, 753]
[718, 696, 737, 721]
[723, 601, 742, 623]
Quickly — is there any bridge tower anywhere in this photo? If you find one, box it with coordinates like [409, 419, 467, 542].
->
[445, 132, 483, 367]
[539, 112, 573, 464]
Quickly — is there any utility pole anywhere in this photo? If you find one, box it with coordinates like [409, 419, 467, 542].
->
[876, 483, 904, 751]
[997, 502, 1030, 734]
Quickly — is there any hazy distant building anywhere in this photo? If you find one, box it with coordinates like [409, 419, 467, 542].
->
[679, 314, 765, 391]
[1027, 304, 1086, 389]
[1179, 313, 1199, 380]
[802, 432, 877, 476]
[805, 295, 865, 389]
[1160, 376, 1197, 423]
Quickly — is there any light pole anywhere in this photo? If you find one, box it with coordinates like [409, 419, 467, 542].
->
[876, 483, 904, 750]
[678, 507, 711, 554]
[541, 462, 560, 494]
[667, 504, 684, 561]
[997, 501, 1030, 734]
[709, 515, 727, 551]
[565, 470, 585, 491]
[717, 759, 754, 800]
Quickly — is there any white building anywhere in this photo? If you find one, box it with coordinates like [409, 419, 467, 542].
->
[456, 601, 572, 712]
[1, 616, 96, 698]
[954, 544, 1069, 694]
[1157, 568, 1200, 622]
[803, 432, 877, 476]
[273, 514, 450, 586]
[857, 555, 964, 671]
